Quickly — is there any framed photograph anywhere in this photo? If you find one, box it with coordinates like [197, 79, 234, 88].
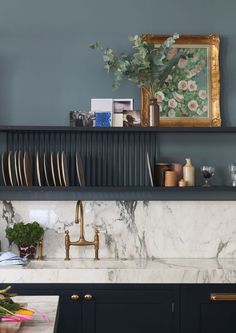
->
[70, 111, 95, 127]
[123, 110, 140, 127]
[141, 34, 221, 127]
[113, 99, 133, 113]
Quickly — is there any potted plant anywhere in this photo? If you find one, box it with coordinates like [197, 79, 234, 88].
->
[6, 221, 44, 259]
[90, 33, 186, 126]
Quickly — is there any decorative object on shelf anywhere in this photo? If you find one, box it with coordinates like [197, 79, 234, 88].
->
[141, 34, 221, 127]
[200, 165, 215, 187]
[229, 164, 236, 187]
[123, 111, 140, 127]
[164, 170, 177, 187]
[183, 158, 195, 186]
[146, 152, 154, 187]
[149, 98, 159, 127]
[95, 111, 112, 127]
[90, 34, 179, 127]
[171, 163, 183, 182]
[113, 99, 133, 113]
[178, 178, 187, 187]
[154, 163, 171, 186]
[6, 222, 44, 259]
[70, 111, 95, 127]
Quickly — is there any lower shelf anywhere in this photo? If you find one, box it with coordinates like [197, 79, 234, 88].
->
[0, 186, 236, 201]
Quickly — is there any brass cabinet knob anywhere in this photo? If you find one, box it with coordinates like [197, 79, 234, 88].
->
[71, 294, 80, 301]
[84, 294, 93, 301]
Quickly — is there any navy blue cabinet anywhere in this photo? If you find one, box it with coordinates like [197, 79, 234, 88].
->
[181, 285, 236, 333]
[0, 284, 178, 333]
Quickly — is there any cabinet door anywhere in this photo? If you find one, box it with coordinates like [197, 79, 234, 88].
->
[0, 285, 82, 333]
[82, 288, 177, 333]
[181, 285, 236, 333]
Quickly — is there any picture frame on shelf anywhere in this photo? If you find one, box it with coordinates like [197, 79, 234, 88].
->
[141, 34, 221, 127]
[70, 111, 95, 127]
[123, 110, 141, 127]
[113, 99, 133, 113]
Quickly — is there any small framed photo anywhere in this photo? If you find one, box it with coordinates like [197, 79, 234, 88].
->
[123, 110, 141, 127]
[95, 111, 112, 127]
[70, 111, 95, 127]
[113, 99, 133, 114]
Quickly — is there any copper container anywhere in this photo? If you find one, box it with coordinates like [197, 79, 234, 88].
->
[164, 171, 177, 187]
[154, 163, 171, 186]
[171, 163, 183, 182]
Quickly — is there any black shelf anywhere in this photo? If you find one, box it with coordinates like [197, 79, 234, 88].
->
[0, 186, 236, 201]
[1, 125, 236, 133]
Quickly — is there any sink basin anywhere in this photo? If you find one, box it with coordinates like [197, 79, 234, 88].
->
[26, 259, 144, 270]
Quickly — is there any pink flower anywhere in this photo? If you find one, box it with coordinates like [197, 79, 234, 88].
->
[198, 90, 207, 100]
[188, 100, 198, 112]
[165, 75, 173, 82]
[166, 48, 178, 60]
[178, 58, 188, 69]
[168, 98, 177, 109]
[155, 91, 165, 102]
[187, 80, 197, 91]
[178, 80, 188, 91]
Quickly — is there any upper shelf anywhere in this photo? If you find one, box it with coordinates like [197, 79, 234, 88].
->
[1, 126, 236, 133]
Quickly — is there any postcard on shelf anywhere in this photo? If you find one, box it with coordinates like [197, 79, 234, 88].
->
[123, 110, 140, 127]
[91, 99, 113, 112]
[70, 111, 95, 127]
[95, 111, 112, 127]
[113, 99, 133, 113]
[112, 114, 123, 127]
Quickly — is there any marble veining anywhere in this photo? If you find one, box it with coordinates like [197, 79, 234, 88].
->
[1, 201, 236, 259]
[1, 259, 236, 284]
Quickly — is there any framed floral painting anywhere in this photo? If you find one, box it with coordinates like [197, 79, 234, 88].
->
[141, 34, 221, 127]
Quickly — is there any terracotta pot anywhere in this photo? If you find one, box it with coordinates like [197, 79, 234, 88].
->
[171, 163, 183, 182]
[18, 243, 37, 259]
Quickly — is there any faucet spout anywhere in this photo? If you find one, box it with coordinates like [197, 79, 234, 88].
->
[75, 200, 85, 240]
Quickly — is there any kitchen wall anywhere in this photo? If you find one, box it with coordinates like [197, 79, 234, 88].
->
[1, 1, 236, 260]
[0, 0, 236, 125]
[1, 200, 236, 259]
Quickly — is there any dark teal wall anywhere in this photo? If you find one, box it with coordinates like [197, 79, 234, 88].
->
[0, 0, 235, 126]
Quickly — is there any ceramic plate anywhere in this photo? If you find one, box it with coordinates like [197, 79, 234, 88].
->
[1, 152, 11, 186]
[23, 152, 32, 186]
[61, 151, 69, 187]
[76, 152, 85, 186]
[56, 152, 63, 186]
[50, 152, 60, 186]
[43, 152, 53, 186]
[146, 152, 154, 187]
[36, 152, 46, 187]
[18, 151, 25, 186]
[14, 151, 20, 186]
[8, 151, 17, 186]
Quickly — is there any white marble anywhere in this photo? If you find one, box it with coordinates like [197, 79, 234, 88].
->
[1, 259, 236, 283]
[0, 296, 59, 333]
[1, 201, 236, 259]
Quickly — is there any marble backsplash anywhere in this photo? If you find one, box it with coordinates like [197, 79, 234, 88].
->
[1, 200, 236, 259]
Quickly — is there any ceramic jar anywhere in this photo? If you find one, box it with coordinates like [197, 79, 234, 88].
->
[154, 163, 171, 186]
[171, 163, 183, 182]
[164, 171, 177, 187]
[183, 158, 195, 186]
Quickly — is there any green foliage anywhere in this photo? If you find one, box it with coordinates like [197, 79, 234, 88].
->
[6, 221, 44, 246]
[0, 286, 20, 316]
[90, 33, 180, 98]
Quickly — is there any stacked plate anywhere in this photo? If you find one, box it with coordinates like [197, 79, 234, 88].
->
[1, 151, 85, 187]
[1, 151, 32, 186]
[36, 151, 70, 187]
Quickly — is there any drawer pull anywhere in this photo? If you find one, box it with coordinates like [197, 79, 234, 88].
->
[210, 293, 236, 301]
[71, 294, 80, 301]
[84, 294, 93, 301]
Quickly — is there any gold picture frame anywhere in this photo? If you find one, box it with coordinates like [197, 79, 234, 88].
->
[141, 34, 221, 127]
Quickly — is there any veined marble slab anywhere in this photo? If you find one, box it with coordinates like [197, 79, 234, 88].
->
[1, 259, 236, 283]
[0, 296, 59, 333]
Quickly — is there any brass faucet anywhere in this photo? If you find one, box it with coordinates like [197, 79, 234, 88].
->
[64, 200, 99, 260]
[37, 239, 44, 260]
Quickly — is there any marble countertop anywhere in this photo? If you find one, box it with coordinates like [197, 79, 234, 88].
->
[0, 295, 59, 333]
[1, 258, 236, 283]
